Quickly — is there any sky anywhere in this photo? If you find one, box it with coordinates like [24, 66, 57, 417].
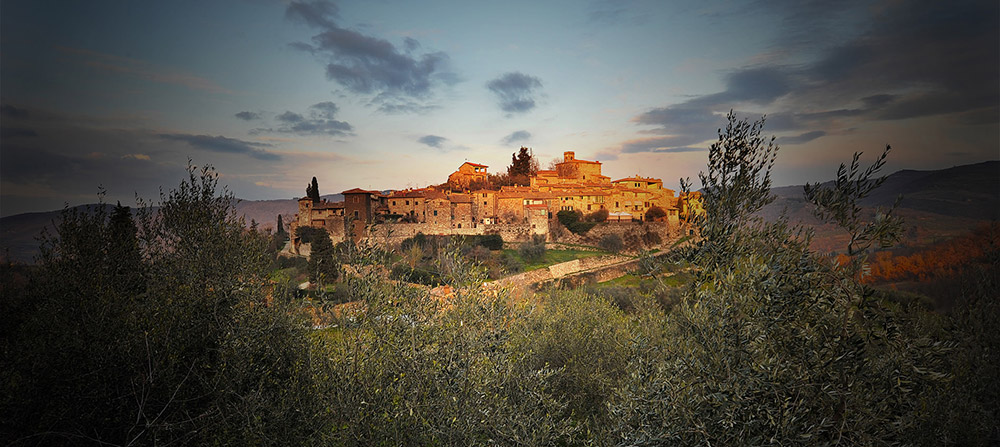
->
[1, 0, 997, 217]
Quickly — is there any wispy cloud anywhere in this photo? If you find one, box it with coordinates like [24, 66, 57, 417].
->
[285, 1, 457, 112]
[235, 111, 260, 121]
[417, 134, 447, 148]
[58, 46, 234, 95]
[487, 72, 543, 115]
[254, 101, 353, 136]
[621, 0, 998, 155]
[157, 133, 280, 161]
[501, 130, 532, 145]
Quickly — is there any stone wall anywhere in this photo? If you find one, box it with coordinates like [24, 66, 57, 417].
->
[551, 220, 678, 252]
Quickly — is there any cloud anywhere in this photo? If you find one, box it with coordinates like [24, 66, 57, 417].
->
[620, 136, 709, 153]
[235, 111, 260, 121]
[1, 128, 39, 138]
[285, 1, 456, 110]
[122, 153, 151, 160]
[502, 130, 532, 145]
[157, 134, 280, 161]
[487, 72, 543, 114]
[417, 134, 447, 148]
[1, 105, 29, 118]
[58, 46, 234, 94]
[622, 0, 997, 155]
[257, 101, 353, 136]
[778, 130, 827, 145]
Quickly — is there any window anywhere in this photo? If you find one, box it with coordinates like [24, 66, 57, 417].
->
[484, 201, 487, 206]
[433, 210, 438, 216]
[458, 223, 462, 228]
[405, 200, 409, 205]
[353, 211, 359, 218]
[615, 201, 619, 207]
[483, 193, 487, 197]
[392, 200, 396, 206]
[587, 204, 592, 211]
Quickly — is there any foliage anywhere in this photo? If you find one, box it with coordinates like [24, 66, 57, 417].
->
[518, 234, 547, 262]
[613, 113, 966, 445]
[506, 146, 539, 186]
[644, 205, 666, 221]
[296, 225, 328, 244]
[557, 209, 597, 234]
[1, 165, 326, 445]
[306, 176, 321, 203]
[598, 233, 625, 253]
[587, 208, 609, 222]
[479, 233, 504, 250]
[308, 228, 339, 286]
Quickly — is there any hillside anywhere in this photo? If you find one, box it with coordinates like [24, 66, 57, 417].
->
[758, 161, 998, 253]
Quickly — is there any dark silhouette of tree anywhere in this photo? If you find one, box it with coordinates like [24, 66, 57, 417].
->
[507, 146, 539, 186]
[308, 229, 338, 286]
[306, 177, 321, 203]
[645, 206, 666, 221]
[276, 214, 286, 235]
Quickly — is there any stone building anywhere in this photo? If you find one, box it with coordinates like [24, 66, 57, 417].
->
[447, 162, 489, 189]
[291, 151, 697, 245]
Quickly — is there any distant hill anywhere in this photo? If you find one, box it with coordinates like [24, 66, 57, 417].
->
[761, 161, 999, 252]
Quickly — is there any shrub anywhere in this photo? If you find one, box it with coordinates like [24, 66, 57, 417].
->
[645, 205, 666, 221]
[296, 225, 328, 244]
[479, 233, 504, 250]
[1, 165, 327, 445]
[587, 208, 609, 222]
[518, 234, 547, 262]
[598, 233, 624, 253]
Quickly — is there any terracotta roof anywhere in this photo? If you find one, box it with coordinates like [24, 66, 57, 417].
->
[388, 189, 428, 198]
[560, 158, 601, 165]
[461, 162, 488, 168]
[342, 187, 380, 195]
[613, 176, 663, 184]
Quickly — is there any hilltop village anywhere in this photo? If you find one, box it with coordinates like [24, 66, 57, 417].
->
[290, 151, 701, 247]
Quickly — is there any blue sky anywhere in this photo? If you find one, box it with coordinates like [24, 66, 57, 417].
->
[2, 0, 997, 216]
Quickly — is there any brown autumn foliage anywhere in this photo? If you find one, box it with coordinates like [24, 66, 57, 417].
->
[863, 222, 999, 283]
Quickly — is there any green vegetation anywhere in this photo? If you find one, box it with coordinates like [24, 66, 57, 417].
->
[2, 114, 997, 445]
[504, 246, 605, 272]
[557, 209, 597, 234]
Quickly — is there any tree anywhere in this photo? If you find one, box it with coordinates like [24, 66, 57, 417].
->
[598, 233, 624, 253]
[276, 214, 286, 235]
[644, 205, 666, 221]
[308, 229, 338, 286]
[518, 234, 547, 262]
[2, 164, 328, 445]
[507, 146, 539, 186]
[613, 112, 954, 445]
[306, 176, 321, 203]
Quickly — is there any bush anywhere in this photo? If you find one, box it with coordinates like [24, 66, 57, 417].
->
[645, 205, 666, 221]
[1, 165, 327, 445]
[479, 233, 504, 250]
[296, 225, 328, 244]
[499, 250, 524, 273]
[518, 234, 547, 262]
[587, 208, 609, 222]
[598, 233, 624, 253]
